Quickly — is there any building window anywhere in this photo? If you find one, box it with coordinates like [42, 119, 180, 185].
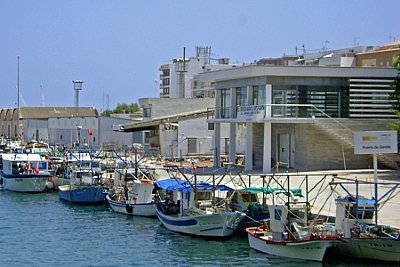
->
[236, 87, 247, 106]
[162, 69, 170, 76]
[207, 123, 214, 130]
[220, 89, 231, 118]
[143, 107, 152, 118]
[253, 85, 266, 105]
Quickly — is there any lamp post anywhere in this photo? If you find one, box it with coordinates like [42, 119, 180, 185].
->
[199, 141, 202, 155]
[73, 80, 84, 115]
[76, 125, 82, 147]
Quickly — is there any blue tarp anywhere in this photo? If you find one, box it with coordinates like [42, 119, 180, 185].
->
[154, 179, 233, 192]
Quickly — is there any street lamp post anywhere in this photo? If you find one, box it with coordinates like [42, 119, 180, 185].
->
[76, 125, 82, 147]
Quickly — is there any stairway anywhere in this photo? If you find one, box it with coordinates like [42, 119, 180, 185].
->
[312, 118, 400, 170]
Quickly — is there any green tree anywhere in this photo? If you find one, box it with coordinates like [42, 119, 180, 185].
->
[114, 103, 140, 114]
[389, 55, 400, 137]
[101, 102, 140, 117]
[101, 109, 113, 117]
[389, 54, 400, 111]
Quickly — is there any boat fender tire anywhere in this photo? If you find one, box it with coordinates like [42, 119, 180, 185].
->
[126, 204, 133, 214]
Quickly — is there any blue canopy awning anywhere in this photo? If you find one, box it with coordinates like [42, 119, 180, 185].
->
[154, 179, 233, 193]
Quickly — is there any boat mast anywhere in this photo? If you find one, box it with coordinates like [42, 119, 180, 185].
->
[17, 55, 20, 141]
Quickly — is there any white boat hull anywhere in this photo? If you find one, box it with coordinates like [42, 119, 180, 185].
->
[1, 175, 49, 192]
[336, 238, 400, 262]
[247, 229, 336, 261]
[106, 195, 156, 217]
[156, 206, 244, 238]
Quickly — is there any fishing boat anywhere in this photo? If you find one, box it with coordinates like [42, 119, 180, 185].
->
[246, 188, 342, 262]
[106, 167, 157, 217]
[153, 178, 245, 239]
[0, 152, 52, 192]
[227, 188, 270, 231]
[58, 150, 107, 204]
[331, 180, 400, 262]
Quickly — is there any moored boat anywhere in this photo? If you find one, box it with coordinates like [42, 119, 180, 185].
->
[0, 152, 52, 193]
[225, 188, 269, 231]
[106, 167, 157, 216]
[331, 180, 400, 262]
[154, 178, 245, 239]
[246, 187, 343, 262]
[58, 150, 106, 204]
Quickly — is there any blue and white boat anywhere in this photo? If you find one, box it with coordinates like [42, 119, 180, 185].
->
[58, 150, 107, 205]
[0, 152, 52, 192]
[154, 178, 245, 239]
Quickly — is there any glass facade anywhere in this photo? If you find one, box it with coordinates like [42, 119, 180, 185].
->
[271, 85, 348, 118]
[218, 83, 349, 119]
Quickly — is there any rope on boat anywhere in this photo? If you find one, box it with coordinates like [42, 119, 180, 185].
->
[242, 213, 269, 225]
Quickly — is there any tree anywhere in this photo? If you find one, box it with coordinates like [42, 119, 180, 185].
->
[389, 54, 400, 135]
[114, 103, 140, 114]
[389, 54, 400, 111]
[101, 102, 140, 117]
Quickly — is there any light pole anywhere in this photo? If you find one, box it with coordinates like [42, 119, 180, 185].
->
[76, 125, 82, 147]
[73, 80, 84, 115]
[199, 141, 202, 155]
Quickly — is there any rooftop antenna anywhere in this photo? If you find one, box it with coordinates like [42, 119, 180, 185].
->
[353, 37, 360, 47]
[73, 80, 84, 115]
[41, 84, 45, 107]
[106, 93, 110, 110]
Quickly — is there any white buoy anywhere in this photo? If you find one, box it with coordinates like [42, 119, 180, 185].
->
[46, 178, 54, 190]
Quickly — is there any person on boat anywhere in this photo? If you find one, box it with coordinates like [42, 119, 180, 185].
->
[123, 185, 128, 201]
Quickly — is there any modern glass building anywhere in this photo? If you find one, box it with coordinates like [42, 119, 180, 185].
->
[199, 65, 398, 172]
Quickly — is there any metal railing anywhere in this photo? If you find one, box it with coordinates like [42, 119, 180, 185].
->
[207, 103, 354, 139]
[208, 104, 338, 120]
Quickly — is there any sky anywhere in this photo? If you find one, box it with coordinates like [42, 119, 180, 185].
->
[1, 0, 399, 111]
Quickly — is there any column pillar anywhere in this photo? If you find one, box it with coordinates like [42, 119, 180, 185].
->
[263, 122, 272, 173]
[229, 123, 236, 163]
[213, 122, 221, 168]
[245, 123, 253, 171]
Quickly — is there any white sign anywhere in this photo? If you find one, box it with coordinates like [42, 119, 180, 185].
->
[354, 131, 398, 155]
[237, 105, 265, 121]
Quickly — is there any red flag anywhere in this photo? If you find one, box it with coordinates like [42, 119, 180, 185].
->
[88, 129, 93, 136]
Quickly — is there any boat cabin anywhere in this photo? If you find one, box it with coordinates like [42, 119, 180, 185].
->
[1, 153, 48, 175]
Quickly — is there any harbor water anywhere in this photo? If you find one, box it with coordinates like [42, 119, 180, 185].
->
[0, 190, 394, 267]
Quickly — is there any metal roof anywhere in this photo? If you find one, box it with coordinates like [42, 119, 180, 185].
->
[114, 109, 213, 132]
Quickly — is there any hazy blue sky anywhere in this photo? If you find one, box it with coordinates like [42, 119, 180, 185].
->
[1, 0, 398, 110]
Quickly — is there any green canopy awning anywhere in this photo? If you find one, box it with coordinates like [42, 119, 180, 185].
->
[238, 187, 303, 197]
